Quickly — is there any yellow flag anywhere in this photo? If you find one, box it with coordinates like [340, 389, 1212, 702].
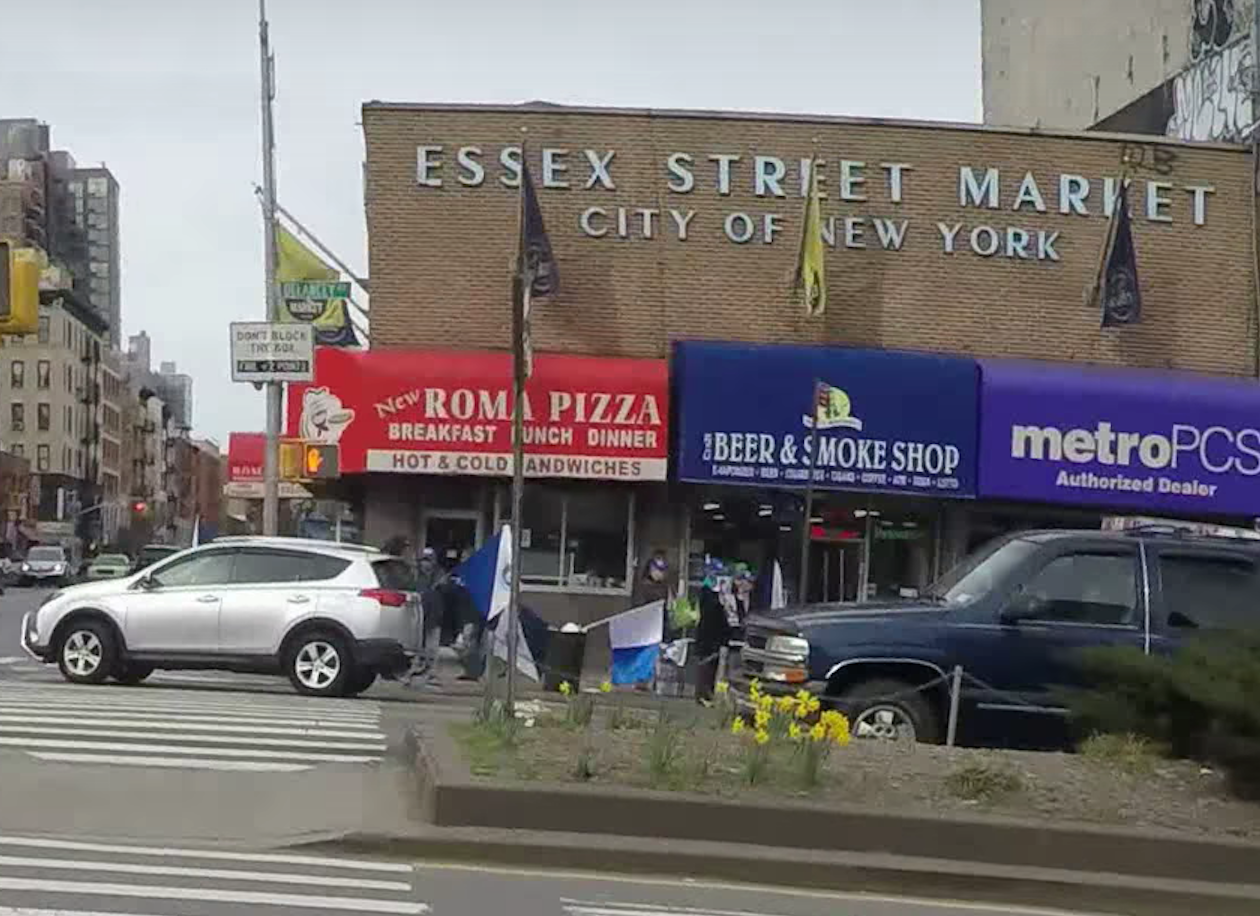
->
[794, 159, 827, 318]
[276, 223, 337, 282]
[275, 222, 359, 346]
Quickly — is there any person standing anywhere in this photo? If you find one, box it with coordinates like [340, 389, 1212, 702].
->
[408, 547, 444, 683]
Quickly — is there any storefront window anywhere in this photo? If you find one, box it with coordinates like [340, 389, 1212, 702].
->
[506, 485, 633, 593]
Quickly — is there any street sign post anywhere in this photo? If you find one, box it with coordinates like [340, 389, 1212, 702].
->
[230, 321, 314, 383]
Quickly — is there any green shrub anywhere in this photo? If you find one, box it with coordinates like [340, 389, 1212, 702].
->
[1065, 631, 1260, 799]
[945, 763, 1023, 801]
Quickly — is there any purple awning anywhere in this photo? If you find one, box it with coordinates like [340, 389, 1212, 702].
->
[978, 359, 1260, 517]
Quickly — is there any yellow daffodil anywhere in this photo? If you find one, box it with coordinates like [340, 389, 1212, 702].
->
[559, 680, 573, 696]
[599, 680, 612, 694]
[754, 709, 771, 730]
[757, 694, 774, 713]
[788, 722, 802, 740]
[808, 696, 821, 714]
[754, 729, 770, 746]
[809, 722, 826, 742]
[714, 681, 730, 695]
[776, 695, 796, 715]
[749, 679, 763, 699]
[731, 717, 746, 735]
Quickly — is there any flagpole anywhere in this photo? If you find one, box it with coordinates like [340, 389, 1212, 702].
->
[797, 378, 821, 603]
[258, 0, 282, 538]
[505, 132, 529, 716]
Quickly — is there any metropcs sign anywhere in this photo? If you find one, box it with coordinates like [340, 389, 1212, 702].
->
[414, 143, 1217, 265]
[1010, 421, 1260, 499]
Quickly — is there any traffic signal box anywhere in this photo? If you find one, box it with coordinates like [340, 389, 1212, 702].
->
[279, 439, 340, 481]
[0, 242, 40, 336]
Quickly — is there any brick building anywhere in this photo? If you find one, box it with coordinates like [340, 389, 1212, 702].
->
[291, 101, 1260, 622]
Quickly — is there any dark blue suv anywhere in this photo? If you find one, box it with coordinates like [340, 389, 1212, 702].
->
[738, 527, 1260, 745]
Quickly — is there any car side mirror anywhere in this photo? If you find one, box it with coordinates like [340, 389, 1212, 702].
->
[136, 574, 159, 591]
[1001, 592, 1043, 624]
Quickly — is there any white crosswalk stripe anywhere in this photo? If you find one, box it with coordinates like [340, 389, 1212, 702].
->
[564, 903, 788, 916]
[0, 681, 387, 772]
[0, 834, 428, 915]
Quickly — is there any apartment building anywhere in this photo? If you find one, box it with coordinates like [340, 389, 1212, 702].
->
[0, 289, 113, 544]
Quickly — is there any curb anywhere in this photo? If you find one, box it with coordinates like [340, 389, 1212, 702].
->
[413, 722, 1260, 886]
[296, 828, 1260, 916]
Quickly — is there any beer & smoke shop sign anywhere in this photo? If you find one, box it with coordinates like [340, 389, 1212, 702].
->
[413, 142, 1216, 265]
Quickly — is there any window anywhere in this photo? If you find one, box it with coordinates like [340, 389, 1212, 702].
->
[10, 403, 23, 432]
[10, 361, 23, 390]
[36, 403, 49, 432]
[64, 364, 71, 392]
[150, 551, 235, 588]
[36, 444, 48, 472]
[1159, 552, 1260, 631]
[509, 486, 632, 592]
[1021, 551, 1137, 626]
[36, 360, 49, 390]
[232, 549, 350, 584]
[11, 443, 22, 458]
[373, 559, 417, 591]
[37, 316, 49, 344]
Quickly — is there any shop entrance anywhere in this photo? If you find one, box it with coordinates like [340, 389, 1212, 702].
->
[810, 541, 863, 603]
[419, 510, 482, 572]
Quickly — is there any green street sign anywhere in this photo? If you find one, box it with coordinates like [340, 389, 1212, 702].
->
[281, 280, 350, 300]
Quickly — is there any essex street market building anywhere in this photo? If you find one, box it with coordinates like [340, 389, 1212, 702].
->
[358, 100, 1257, 610]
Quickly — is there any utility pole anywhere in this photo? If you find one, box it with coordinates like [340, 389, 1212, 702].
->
[258, 0, 282, 536]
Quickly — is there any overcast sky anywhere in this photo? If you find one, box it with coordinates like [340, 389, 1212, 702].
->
[1, 0, 981, 446]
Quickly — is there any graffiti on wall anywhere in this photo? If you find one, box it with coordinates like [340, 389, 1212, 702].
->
[1167, 0, 1257, 142]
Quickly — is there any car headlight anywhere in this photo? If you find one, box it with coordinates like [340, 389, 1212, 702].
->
[52, 563, 64, 572]
[21, 563, 29, 572]
[765, 635, 810, 659]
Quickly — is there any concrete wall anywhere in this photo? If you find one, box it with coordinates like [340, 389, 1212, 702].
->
[982, 0, 1188, 130]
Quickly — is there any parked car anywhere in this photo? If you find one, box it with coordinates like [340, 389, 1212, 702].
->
[736, 526, 1260, 747]
[18, 545, 73, 587]
[20, 536, 421, 697]
[134, 544, 180, 571]
[85, 553, 134, 581]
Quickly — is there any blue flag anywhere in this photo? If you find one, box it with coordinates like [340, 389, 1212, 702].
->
[450, 526, 512, 621]
[1099, 184, 1142, 328]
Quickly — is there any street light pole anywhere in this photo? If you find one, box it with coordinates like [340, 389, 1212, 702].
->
[258, 0, 282, 536]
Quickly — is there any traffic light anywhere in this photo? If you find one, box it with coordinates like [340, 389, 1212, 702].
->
[0, 242, 40, 335]
[303, 443, 339, 479]
[279, 439, 303, 481]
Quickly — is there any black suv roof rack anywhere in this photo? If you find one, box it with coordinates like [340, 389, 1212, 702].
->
[1120, 523, 1260, 542]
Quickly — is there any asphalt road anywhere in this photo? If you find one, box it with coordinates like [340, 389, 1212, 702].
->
[0, 834, 1101, 916]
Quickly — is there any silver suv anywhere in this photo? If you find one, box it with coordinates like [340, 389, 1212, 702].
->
[20, 537, 420, 697]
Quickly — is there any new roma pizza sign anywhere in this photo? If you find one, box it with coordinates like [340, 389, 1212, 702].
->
[287, 348, 669, 481]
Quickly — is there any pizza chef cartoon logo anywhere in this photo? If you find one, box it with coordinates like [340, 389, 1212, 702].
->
[299, 388, 355, 443]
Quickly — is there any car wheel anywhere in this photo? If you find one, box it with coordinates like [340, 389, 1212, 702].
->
[114, 663, 155, 685]
[57, 620, 117, 685]
[343, 667, 377, 697]
[286, 631, 350, 697]
[833, 677, 942, 744]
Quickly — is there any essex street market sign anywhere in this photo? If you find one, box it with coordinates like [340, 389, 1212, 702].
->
[673, 341, 978, 497]
[230, 322, 314, 383]
[412, 142, 1217, 266]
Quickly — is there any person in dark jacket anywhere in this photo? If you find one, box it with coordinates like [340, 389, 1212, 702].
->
[694, 558, 730, 703]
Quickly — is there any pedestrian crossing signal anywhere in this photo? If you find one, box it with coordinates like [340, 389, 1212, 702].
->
[303, 443, 339, 479]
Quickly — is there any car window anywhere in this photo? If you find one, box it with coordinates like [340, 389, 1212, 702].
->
[373, 559, 417, 591]
[150, 551, 236, 588]
[1159, 552, 1260, 631]
[96, 554, 130, 565]
[231, 549, 351, 584]
[28, 547, 64, 561]
[1022, 551, 1137, 625]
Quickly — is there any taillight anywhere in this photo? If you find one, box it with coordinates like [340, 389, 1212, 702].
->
[360, 588, 407, 608]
